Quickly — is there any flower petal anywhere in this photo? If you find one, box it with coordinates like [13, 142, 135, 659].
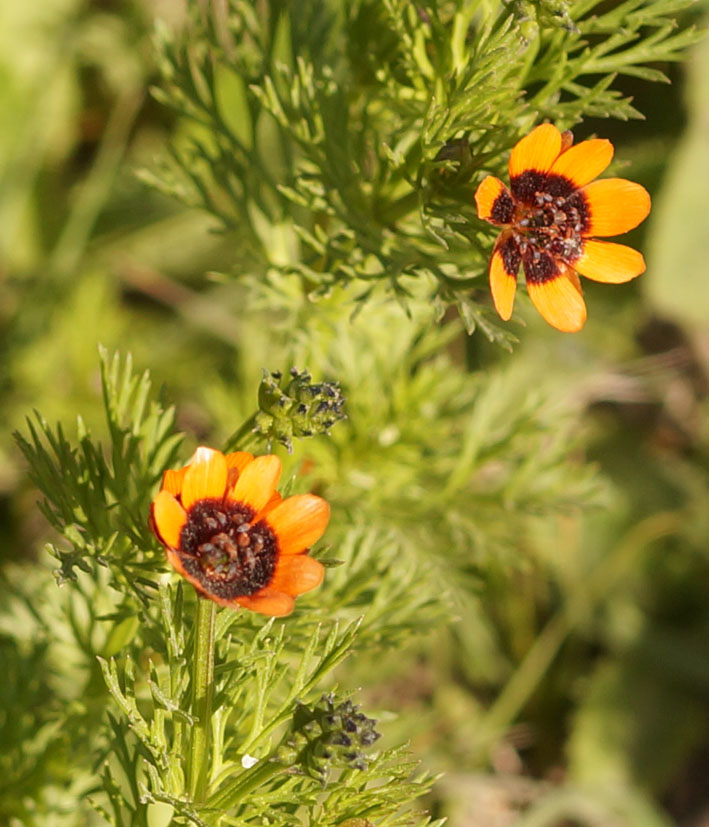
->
[161, 467, 187, 497]
[581, 178, 651, 237]
[270, 555, 325, 596]
[225, 451, 254, 472]
[225, 451, 254, 488]
[549, 139, 613, 189]
[229, 454, 282, 513]
[475, 176, 515, 225]
[526, 266, 587, 332]
[151, 490, 187, 549]
[260, 489, 283, 516]
[490, 234, 520, 321]
[236, 588, 295, 617]
[264, 494, 330, 555]
[575, 240, 646, 283]
[181, 447, 228, 509]
[509, 123, 562, 177]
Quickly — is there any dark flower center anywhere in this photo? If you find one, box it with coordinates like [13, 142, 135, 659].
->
[178, 499, 278, 598]
[501, 172, 591, 282]
[512, 173, 588, 253]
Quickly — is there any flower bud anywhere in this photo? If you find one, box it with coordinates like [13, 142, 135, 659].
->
[255, 369, 346, 452]
[278, 693, 381, 785]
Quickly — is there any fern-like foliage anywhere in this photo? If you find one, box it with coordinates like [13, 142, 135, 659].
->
[14, 348, 183, 603]
[146, 0, 700, 339]
[14, 347, 451, 825]
[97, 583, 443, 827]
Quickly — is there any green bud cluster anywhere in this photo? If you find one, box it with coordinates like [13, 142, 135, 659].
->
[255, 369, 346, 453]
[278, 694, 381, 786]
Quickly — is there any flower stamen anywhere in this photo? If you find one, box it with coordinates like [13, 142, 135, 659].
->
[179, 500, 278, 598]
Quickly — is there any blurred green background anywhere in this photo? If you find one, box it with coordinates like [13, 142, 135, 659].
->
[1, 1, 708, 825]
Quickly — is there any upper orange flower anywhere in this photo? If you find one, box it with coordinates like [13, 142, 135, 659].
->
[150, 447, 330, 617]
[474, 124, 651, 332]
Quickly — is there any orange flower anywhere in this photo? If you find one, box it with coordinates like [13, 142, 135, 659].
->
[150, 447, 330, 617]
[474, 124, 651, 332]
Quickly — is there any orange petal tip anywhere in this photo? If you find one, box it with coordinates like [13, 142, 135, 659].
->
[181, 447, 228, 509]
[236, 589, 295, 617]
[271, 555, 325, 596]
[582, 178, 651, 237]
[151, 490, 187, 549]
[475, 176, 514, 225]
[229, 454, 282, 513]
[527, 270, 587, 333]
[575, 240, 646, 284]
[550, 138, 614, 190]
[161, 467, 187, 497]
[265, 494, 330, 556]
[490, 236, 519, 321]
[509, 123, 562, 178]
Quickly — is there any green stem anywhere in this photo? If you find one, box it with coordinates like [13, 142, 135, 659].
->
[188, 596, 217, 804]
[208, 759, 285, 811]
[224, 412, 259, 453]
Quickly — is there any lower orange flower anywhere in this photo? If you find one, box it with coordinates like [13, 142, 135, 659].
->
[150, 447, 330, 617]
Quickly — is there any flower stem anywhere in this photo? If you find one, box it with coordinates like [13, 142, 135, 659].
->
[208, 759, 285, 811]
[224, 412, 258, 453]
[188, 595, 217, 804]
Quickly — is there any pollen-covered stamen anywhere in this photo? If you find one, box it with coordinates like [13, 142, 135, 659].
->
[511, 175, 589, 266]
[524, 248, 559, 284]
[178, 498, 279, 598]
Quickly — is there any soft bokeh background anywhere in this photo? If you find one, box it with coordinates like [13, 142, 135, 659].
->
[1, 1, 708, 825]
